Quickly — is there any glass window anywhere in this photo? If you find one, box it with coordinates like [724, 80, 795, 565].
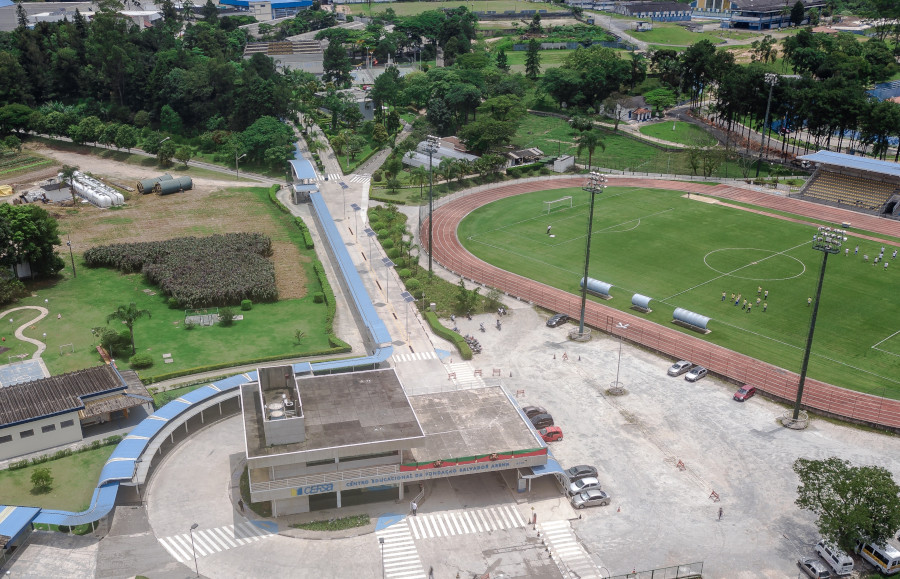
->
[42, 424, 56, 433]
[61, 419, 75, 428]
[20, 429, 34, 438]
[0, 435, 11, 444]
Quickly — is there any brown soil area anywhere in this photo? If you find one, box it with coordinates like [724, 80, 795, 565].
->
[31, 144, 308, 299]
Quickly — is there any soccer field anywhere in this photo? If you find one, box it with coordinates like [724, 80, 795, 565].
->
[458, 186, 900, 399]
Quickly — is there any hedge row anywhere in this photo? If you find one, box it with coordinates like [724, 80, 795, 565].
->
[141, 344, 352, 384]
[6, 435, 123, 471]
[424, 311, 472, 360]
[295, 218, 314, 249]
[267, 184, 289, 214]
[506, 162, 547, 179]
[312, 260, 337, 329]
[370, 194, 408, 205]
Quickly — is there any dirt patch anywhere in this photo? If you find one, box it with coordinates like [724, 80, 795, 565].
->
[33, 144, 307, 300]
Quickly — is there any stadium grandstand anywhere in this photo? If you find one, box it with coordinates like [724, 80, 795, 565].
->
[794, 151, 900, 218]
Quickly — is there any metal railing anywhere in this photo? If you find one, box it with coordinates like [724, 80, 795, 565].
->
[609, 562, 702, 579]
[251, 463, 400, 492]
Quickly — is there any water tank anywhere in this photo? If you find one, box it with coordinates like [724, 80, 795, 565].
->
[155, 176, 192, 195]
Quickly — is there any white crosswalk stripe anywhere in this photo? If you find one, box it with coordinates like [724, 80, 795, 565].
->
[349, 173, 371, 183]
[445, 362, 487, 389]
[376, 521, 426, 579]
[392, 351, 438, 363]
[407, 505, 525, 540]
[157, 522, 274, 563]
[538, 520, 602, 579]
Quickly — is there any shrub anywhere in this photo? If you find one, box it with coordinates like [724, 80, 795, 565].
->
[313, 292, 325, 303]
[31, 467, 53, 493]
[129, 353, 153, 369]
[398, 268, 411, 279]
[405, 278, 421, 293]
[387, 247, 402, 259]
[218, 307, 235, 327]
[372, 170, 382, 182]
[184, 320, 195, 330]
[377, 230, 391, 242]
[167, 297, 180, 309]
[241, 299, 253, 311]
[424, 311, 472, 360]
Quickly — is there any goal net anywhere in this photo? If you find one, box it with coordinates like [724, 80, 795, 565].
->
[544, 196, 573, 214]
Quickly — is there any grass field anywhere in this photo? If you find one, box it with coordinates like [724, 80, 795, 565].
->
[458, 186, 900, 398]
[639, 121, 717, 146]
[504, 48, 577, 73]
[0, 446, 115, 510]
[345, 0, 565, 16]
[631, 24, 729, 46]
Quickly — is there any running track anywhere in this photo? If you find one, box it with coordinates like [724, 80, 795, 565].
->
[425, 177, 900, 431]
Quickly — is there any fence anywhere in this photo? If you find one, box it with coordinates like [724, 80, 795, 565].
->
[609, 562, 703, 579]
[423, 177, 900, 433]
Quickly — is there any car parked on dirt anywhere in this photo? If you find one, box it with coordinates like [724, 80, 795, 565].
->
[539, 426, 563, 442]
[547, 313, 569, 327]
[564, 465, 598, 482]
[568, 477, 602, 496]
[530, 413, 554, 429]
[798, 557, 832, 579]
[667, 360, 692, 376]
[733, 385, 757, 402]
[522, 406, 547, 419]
[570, 489, 611, 509]
[685, 366, 708, 382]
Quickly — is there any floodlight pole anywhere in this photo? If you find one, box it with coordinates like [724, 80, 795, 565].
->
[426, 135, 440, 275]
[755, 74, 777, 179]
[578, 172, 606, 336]
[66, 235, 76, 278]
[614, 322, 629, 388]
[792, 226, 844, 421]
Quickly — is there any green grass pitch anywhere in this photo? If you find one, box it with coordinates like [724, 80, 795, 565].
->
[458, 186, 900, 399]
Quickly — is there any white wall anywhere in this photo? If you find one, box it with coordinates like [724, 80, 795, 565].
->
[0, 412, 83, 461]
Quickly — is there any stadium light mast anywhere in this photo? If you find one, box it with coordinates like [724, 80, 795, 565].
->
[577, 172, 607, 337]
[425, 135, 441, 275]
[790, 226, 845, 423]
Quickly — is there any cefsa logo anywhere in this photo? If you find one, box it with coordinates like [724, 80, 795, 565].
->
[296, 483, 334, 495]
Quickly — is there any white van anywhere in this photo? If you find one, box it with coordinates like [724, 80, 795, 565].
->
[856, 541, 900, 575]
[815, 540, 853, 575]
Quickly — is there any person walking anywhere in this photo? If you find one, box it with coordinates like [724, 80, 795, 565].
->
[807, 297, 812, 306]
[547, 225, 551, 235]
[764, 290, 768, 300]
[845, 248, 849, 257]
[731, 293, 735, 302]
[885, 262, 890, 271]
[756, 297, 761, 306]
[718, 507, 723, 521]
[742, 299, 747, 310]
[238, 499, 245, 513]
[722, 291, 726, 301]
[747, 304, 752, 313]
[763, 301, 768, 312]
[411, 501, 418, 516]
[855, 245, 859, 255]
[757, 286, 762, 295]
[864, 254, 869, 263]
[893, 249, 897, 259]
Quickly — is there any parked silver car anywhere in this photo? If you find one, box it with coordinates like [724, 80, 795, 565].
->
[568, 477, 602, 496]
[685, 366, 708, 382]
[667, 360, 692, 376]
[570, 489, 611, 509]
[798, 557, 832, 579]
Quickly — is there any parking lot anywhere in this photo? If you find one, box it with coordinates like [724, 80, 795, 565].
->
[456, 300, 900, 577]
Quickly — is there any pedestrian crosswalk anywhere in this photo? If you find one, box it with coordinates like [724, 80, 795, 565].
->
[349, 173, 370, 183]
[538, 520, 602, 579]
[157, 521, 274, 563]
[376, 521, 426, 579]
[315, 172, 342, 181]
[407, 505, 527, 540]
[392, 351, 438, 363]
[445, 362, 487, 389]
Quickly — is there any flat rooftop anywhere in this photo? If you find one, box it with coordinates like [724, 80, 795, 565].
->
[406, 387, 542, 463]
[242, 368, 424, 458]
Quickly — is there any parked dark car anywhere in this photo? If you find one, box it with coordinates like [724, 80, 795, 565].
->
[733, 385, 757, 402]
[547, 313, 569, 327]
[521, 406, 548, 419]
[530, 413, 554, 429]
[564, 465, 598, 482]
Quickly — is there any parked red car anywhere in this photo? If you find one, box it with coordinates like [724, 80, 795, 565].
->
[539, 426, 563, 442]
[733, 385, 757, 402]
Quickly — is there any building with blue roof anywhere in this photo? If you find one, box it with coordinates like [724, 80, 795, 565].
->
[218, 0, 312, 20]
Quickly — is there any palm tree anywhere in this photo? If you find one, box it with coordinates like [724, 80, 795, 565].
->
[60, 164, 78, 205]
[410, 166, 428, 199]
[107, 303, 151, 355]
[576, 130, 605, 172]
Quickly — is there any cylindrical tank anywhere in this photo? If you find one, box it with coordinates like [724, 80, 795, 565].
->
[176, 176, 192, 191]
[137, 173, 172, 194]
[579, 277, 612, 297]
[155, 176, 193, 195]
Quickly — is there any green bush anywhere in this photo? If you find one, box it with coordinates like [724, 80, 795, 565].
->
[387, 247, 402, 259]
[130, 353, 154, 369]
[405, 278, 421, 293]
[398, 268, 411, 279]
[167, 297, 180, 309]
[241, 299, 253, 311]
[424, 311, 472, 360]
[267, 184, 290, 214]
[372, 170, 382, 182]
[218, 307, 235, 327]
[184, 320, 195, 330]
[378, 232, 392, 245]
[294, 218, 315, 249]
[312, 260, 336, 328]
[313, 292, 325, 303]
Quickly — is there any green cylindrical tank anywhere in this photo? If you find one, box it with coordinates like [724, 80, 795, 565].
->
[154, 176, 193, 195]
[136, 173, 172, 194]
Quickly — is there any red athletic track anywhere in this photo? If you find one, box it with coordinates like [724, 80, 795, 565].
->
[424, 177, 900, 431]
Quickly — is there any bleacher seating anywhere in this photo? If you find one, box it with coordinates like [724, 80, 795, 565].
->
[800, 169, 899, 211]
[242, 40, 322, 58]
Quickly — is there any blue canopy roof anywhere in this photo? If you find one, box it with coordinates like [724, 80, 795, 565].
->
[0, 506, 40, 545]
[0, 0, 14, 7]
[799, 151, 900, 179]
[220, 0, 312, 6]
[289, 157, 317, 181]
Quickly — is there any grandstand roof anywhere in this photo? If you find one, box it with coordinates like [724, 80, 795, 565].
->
[799, 151, 900, 179]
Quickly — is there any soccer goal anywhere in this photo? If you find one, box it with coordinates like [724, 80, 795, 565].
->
[59, 343, 75, 355]
[544, 196, 573, 214]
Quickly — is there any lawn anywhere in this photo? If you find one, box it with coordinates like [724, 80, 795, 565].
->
[346, 0, 565, 16]
[503, 48, 577, 73]
[631, 24, 728, 46]
[639, 121, 717, 146]
[8, 186, 335, 381]
[0, 446, 115, 511]
[458, 186, 900, 399]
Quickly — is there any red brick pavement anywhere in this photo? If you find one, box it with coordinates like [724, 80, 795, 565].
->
[424, 178, 900, 431]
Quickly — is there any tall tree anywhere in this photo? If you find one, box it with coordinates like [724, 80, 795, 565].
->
[107, 303, 151, 355]
[794, 457, 900, 553]
[323, 41, 352, 87]
[0, 204, 65, 277]
[60, 165, 78, 205]
[496, 49, 510, 73]
[790, 0, 806, 27]
[525, 39, 541, 81]
[576, 130, 604, 171]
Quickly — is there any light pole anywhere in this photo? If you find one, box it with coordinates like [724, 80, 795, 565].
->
[755, 73, 778, 179]
[189, 523, 200, 578]
[381, 257, 395, 299]
[134, 458, 143, 505]
[235, 152, 246, 181]
[66, 235, 76, 278]
[791, 226, 845, 422]
[340, 181, 349, 219]
[364, 227, 376, 264]
[577, 172, 607, 336]
[379, 537, 385, 579]
[613, 322, 629, 390]
[401, 291, 415, 342]
[350, 203, 362, 239]
[425, 135, 440, 275]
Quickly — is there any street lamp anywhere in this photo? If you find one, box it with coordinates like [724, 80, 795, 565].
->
[189, 523, 200, 578]
[577, 172, 607, 337]
[381, 257, 395, 299]
[790, 226, 845, 423]
[755, 73, 778, 179]
[235, 152, 246, 180]
[339, 180, 349, 219]
[379, 537, 385, 579]
[424, 135, 440, 275]
[613, 322, 629, 391]
[66, 235, 76, 278]
[363, 227, 376, 264]
[400, 291, 415, 342]
[350, 203, 362, 239]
